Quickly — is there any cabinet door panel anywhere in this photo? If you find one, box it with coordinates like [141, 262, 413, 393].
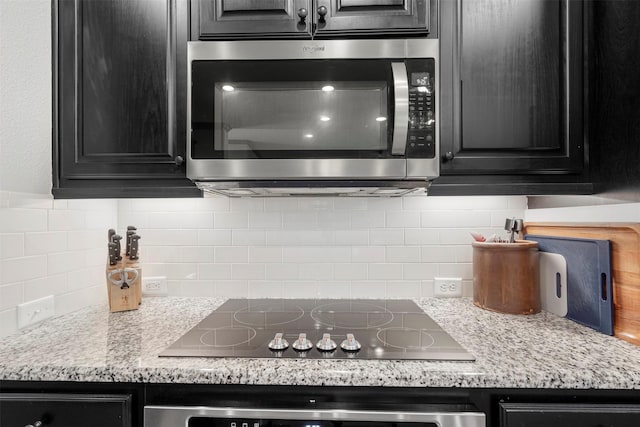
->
[439, 0, 584, 175]
[500, 402, 640, 427]
[314, 0, 430, 37]
[0, 393, 131, 427]
[54, 0, 200, 197]
[194, 0, 313, 39]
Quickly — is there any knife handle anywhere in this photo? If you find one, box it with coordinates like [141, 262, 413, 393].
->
[107, 242, 118, 266]
[126, 230, 135, 257]
[129, 234, 141, 260]
[108, 228, 116, 242]
[112, 234, 123, 261]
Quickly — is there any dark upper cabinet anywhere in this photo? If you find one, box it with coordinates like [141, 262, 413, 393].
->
[437, 0, 587, 186]
[53, 0, 201, 198]
[192, 0, 434, 40]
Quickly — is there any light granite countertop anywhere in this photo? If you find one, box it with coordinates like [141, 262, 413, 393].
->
[1, 297, 640, 389]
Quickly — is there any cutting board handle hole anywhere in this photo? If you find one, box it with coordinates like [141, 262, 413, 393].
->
[601, 273, 608, 301]
[555, 272, 562, 298]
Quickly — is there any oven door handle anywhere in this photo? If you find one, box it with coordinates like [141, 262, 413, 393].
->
[391, 62, 409, 156]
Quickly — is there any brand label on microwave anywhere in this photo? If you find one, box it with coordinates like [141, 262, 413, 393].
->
[302, 45, 325, 54]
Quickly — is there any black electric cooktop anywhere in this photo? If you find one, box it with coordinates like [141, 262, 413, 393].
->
[160, 299, 474, 361]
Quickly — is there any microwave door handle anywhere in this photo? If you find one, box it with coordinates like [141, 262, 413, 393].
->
[391, 62, 409, 155]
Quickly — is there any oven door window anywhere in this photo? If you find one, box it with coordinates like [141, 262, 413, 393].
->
[189, 419, 436, 427]
[191, 60, 393, 159]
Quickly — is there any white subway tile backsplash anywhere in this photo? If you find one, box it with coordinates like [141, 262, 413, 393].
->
[351, 246, 385, 263]
[0, 208, 47, 233]
[232, 264, 266, 280]
[367, 197, 402, 211]
[231, 198, 265, 212]
[147, 212, 213, 229]
[334, 198, 367, 211]
[67, 230, 103, 251]
[143, 246, 181, 263]
[166, 263, 197, 280]
[249, 280, 283, 298]
[47, 252, 74, 275]
[198, 263, 232, 280]
[267, 230, 333, 246]
[179, 280, 215, 297]
[179, 246, 215, 263]
[48, 209, 86, 231]
[282, 281, 318, 298]
[369, 229, 404, 245]
[421, 245, 457, 263]
[215, 247, 248, 263]
[54, 285, 106, 317]
[282, 212, 318, 229]
[0, 308, 18, 337]
[1, 233, 24, 259]
[215, 280, 249, 298]
[264, 198, 298, 212]
[232, 230, 266, 246]
[198, 229, 232, 246]
[333, 263, 368, 280]
[298, 263, 333, 280]
[386, 211, 420, 228]
[351, 281, 386, 298]
[215, 212, 248, 229]
[455, 245, 473, 263]
[143, 229, 198, 246]
[297, 198, 333, 211]
[266, 264, 299, 280]
[24, 274, 67, 301]
[283, 247, 350, 263]
[318, 212, 351, 229]
[0, 283, 23, 310]
[24, 231, 66, 255]
[424, 196, 512, 210]
[386, 246, 420, 263]
[334, 230, 369, 246]
[2, 255, 47, 283]
[67, 266, 104, 290]
[422, 211, 492, 228]
[249, 247, 282, 263]
[248, 212, 282, 229]
[368, 263, 403, 280]
[438, 263, 473, 280]
[386, 281, 421, 299]
[404, 229, 439, 245]
[403, 263, 437, 280]
[351, 211, 385, 229]
[84, 248, 106, 267]
[316, 281, 351, 298]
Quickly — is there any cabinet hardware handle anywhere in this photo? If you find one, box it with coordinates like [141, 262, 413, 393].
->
[25, 422, 43, 427]
[443, 152, 455, 162]
[174, 156, 184, 166]
[317, 5, 328, 21]
[297, 7, 308, 23]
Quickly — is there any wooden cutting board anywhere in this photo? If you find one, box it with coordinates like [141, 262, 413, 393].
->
[523, 222, 640, 346]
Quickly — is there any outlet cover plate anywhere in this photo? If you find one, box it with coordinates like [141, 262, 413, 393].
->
[434, 277, 463, 298]
[17, 295, 55, 329]
[142, 276, 168, 296]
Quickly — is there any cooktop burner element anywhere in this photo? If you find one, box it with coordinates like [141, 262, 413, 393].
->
[160, 299, 474, 361]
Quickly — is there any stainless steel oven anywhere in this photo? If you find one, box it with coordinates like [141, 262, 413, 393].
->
[187, 39, 439, 196]
[145, 406, 485, 427]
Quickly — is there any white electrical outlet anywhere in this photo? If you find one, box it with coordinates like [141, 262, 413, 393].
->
[142, 276, 168, 296]
[434, 277, 463, 298]
[17, 295, 55, 329]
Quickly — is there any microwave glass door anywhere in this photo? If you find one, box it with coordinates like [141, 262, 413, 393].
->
[191, 60, 394, 159]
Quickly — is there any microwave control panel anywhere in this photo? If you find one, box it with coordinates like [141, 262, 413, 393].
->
[406, 59, 436, 159]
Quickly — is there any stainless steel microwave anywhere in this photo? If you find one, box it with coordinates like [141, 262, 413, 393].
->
[187, 39, 439, 196]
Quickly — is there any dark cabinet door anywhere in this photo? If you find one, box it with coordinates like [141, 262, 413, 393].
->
[193, 0, 313, 39]
[500, 403, 640, 427]
[313, 0, 432, 37]
[192, 0, 434, 39]
[54, 0, 201, 198]
[439, 0, 585, 176]
[0, 393, 132, 427]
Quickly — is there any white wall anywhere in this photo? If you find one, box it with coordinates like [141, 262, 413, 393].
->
[0, 0, 52, 194]
[118, 195, 526, 300]
[525, 202, 640, 222]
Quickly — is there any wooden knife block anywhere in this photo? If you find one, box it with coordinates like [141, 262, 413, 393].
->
[106, 262, 142, 313]
[472, 240, 540, 315]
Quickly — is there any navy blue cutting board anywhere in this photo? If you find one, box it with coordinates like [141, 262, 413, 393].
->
[525, 234, 614, 335]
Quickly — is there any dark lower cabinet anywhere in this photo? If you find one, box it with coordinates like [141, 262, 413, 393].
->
[192, 0, 435, 40]
[0, 393, 132, 427]
[500, 403, 640, 427]
[53, 0, 201, 198]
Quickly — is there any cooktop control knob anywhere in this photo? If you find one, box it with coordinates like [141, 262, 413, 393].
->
[316, 333, 337, 352]
[292, 333, 313, 351]
[268, 333, 289, 351]
[340, 333, 361, 352]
